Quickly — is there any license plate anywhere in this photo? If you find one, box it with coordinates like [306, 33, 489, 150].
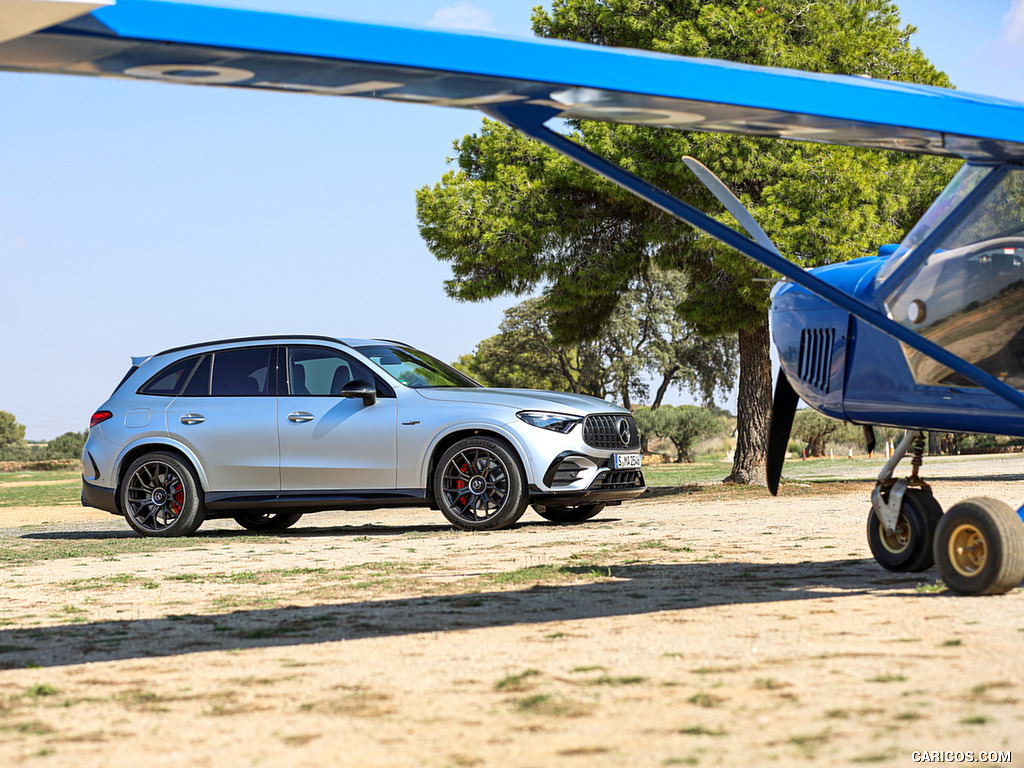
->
[612, 453, 642, 469]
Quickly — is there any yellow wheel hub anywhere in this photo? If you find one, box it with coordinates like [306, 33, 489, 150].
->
[880, 514, 911, 554]
[948, 523, 988, 577]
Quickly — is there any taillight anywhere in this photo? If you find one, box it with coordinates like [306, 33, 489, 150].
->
[90, 410, 113, 429]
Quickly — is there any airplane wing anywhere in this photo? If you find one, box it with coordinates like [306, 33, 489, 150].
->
[4, 0, 1024, 410]
[2, 0, 1024, 161]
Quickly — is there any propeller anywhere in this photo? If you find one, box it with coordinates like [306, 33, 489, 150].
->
[766, 370, 800, 496]
[681, 156, 797, 494]
[862, 425, 877, 457]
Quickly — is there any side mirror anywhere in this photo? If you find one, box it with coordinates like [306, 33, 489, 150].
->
[340, 379, 377, 406]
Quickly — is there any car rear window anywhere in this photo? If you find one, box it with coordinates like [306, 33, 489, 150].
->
[138, 355, 202, 397]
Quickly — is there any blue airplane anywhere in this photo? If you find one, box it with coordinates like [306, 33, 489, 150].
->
[4, 0, 1024, 595]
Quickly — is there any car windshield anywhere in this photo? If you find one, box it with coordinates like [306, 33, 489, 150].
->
[356, 343, 480, 389]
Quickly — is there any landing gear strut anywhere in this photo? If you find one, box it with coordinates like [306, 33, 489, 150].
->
[867, 431, 942, 573]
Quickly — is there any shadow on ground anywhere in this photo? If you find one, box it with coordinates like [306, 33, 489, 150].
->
[0, 556, 932, 670]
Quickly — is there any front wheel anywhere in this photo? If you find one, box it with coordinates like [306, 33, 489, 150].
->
[120, 452, 206, 537]
[866, 489, 943, 572]
[233, 512, 304, 532]
[534, 503, 606, 523]
[934, 497, 1024, 596]
[433, 437, 528, 531]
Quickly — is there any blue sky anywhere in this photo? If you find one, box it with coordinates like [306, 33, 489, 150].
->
[2, 0, 1023, 440]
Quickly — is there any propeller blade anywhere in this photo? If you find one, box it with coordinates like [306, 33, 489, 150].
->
[681, 156, 786, 258]
[767, 370, 800, 496]
[862, 425, 877, 456]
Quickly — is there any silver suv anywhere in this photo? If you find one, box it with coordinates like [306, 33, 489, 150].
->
[82, 336, 645, 537]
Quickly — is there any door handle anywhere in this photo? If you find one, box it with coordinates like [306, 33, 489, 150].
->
[180, 413, 205, 425]
[288, 411, 315, 423]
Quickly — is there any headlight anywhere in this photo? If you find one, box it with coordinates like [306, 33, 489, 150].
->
[516, 411, 583, 434]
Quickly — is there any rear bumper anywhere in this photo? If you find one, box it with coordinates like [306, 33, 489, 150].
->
[81, 478, 119, 514]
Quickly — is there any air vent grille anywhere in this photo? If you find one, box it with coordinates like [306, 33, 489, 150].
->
[797, 328, 835, 393]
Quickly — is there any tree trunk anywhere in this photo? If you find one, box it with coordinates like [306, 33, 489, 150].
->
[725, 319, 771, 485]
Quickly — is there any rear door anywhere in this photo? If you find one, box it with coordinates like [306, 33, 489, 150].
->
[277, 345, 397, 491]
[165, 346, 280, 492]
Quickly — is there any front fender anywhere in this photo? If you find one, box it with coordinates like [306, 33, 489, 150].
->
[413, 421, 534, 489]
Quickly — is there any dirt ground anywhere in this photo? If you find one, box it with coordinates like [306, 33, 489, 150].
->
[1, 458, 1023, 767]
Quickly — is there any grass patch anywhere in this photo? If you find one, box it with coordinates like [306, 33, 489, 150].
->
[589, 675, 646, 686]
[512, 693, 585, 717]
[0, 473, 81, 508]
[687, 692, 724, 708]
[678, 725, 726, 736]
[868, 674, 907, 683]
[495, 669, 541, 692]
[960, 714, 990, 725]
[0, 537, 211, 567]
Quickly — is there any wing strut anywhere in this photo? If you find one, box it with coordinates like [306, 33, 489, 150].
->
[482, 103, 1024, 413]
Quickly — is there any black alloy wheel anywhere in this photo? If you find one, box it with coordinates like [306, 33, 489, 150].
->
[434, 437, 528, 531]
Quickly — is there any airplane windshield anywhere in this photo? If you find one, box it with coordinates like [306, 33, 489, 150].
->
[875, 163, 992, 285]
[884, 166, 1024, 388]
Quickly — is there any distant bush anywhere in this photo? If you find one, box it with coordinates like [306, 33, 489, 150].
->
[634, 405, 726, 463]
[44, 431, 87, 460]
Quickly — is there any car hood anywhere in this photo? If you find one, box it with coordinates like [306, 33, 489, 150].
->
[412, 387, 624, 416]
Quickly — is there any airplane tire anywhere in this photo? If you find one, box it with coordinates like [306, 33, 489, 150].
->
[934, 497, 1024, 596]
[867, 489, 943, 573]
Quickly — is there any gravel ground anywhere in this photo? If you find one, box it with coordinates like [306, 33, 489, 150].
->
[0, 457, 1022, 767]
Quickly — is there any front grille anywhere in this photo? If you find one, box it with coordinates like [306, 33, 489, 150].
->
[583, 414, 641, 450]
[797, 328, 835, 393]
[595, 469, 645, 490]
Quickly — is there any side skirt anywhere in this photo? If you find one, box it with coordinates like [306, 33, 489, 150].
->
[204, 488, 429, 515]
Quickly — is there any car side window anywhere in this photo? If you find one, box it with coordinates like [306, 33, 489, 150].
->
[180, 354, 211, 397]
[138, 355, 201, 397]
[211, 347, 273, 396]
[287, 346, 378, 396]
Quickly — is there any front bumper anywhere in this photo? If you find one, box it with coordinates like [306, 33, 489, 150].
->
[530, 461, 646, 506]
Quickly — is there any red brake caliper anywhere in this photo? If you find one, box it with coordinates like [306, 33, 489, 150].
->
[171, 482, 184, 516]
[456, 462, 469, 507]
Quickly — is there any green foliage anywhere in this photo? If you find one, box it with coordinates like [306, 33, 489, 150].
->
[419, 0, 956, 337]
[0, 411, 28, 459]
[457, 271, 737, 406]
[790, 409, 864, 457]
[44, 431, 87, 460]
[634, 405, 724, 462]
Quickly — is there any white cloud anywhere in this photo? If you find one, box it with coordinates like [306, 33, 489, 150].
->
[428, 1, 496, 32]
[998, 0, 1024, 42]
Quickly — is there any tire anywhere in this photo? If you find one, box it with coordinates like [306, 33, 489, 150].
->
[120, 452, 206, 537]
[866, 489, 943, 572]
[534, 503, 606, 523]
[433, 437, 528, 531]
[233, 512, 304, 532]
[934, 497, 1024, 596]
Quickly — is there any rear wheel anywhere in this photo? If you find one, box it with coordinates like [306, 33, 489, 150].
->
[233, 512, 304, 532]
[934, 497, 1024, 596]
[866, 489, 943, 572]
[120, 452, 205, 537]
[433, 437, 528, 531]
[534, 503, 606, 523]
